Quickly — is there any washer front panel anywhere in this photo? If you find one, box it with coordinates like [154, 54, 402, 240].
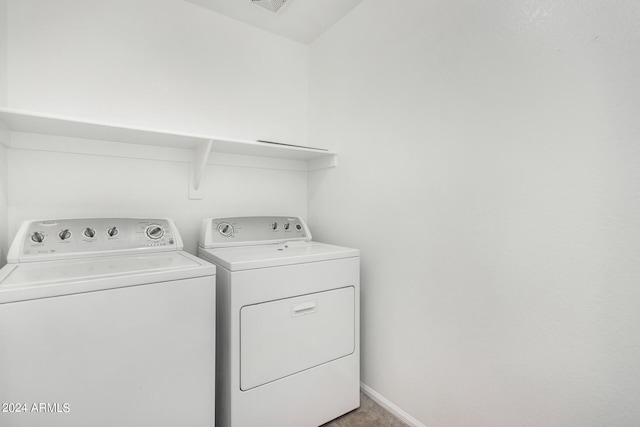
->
[0, 276, 216, 427]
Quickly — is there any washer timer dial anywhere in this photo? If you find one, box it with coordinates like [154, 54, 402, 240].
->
[145, 224, 165, 240]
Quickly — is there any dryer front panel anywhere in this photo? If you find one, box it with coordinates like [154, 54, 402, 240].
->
[239, 286, 355, 390]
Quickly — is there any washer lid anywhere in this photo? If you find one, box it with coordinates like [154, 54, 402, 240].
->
[198, 240, 359, 271]
[0, 251, 216, 303]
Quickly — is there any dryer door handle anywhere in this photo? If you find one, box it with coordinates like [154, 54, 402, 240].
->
[291, 301, 317, 317]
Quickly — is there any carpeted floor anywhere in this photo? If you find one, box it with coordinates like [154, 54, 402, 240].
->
[321, 392, 409, 427]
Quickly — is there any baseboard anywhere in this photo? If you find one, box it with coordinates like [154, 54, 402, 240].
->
[360, 382, 426, 427]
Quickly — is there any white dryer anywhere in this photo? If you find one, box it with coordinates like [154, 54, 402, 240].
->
[0, 218, 216, 427]
[198, 216, 360, 427]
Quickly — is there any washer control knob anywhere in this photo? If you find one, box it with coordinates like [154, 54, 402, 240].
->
[295, 223, 302, 231]
[84, 228, 96, 238]
[145, 224, 165, 240]
[58, 229, 72, 240]
[30, 231, 45, 243]
[217, 222, 233, 237]
[284, 223, 290, 230]
[107, 226, 119, 237]
[271, 222, 278, 231]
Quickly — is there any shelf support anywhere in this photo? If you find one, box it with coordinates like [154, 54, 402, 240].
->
[0, 119, 10, 147]
[189, 139, 213, 199]
[308, 154, 337, 171]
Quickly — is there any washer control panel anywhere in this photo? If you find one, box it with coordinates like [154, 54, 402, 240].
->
[201, 216, 310, 248]
[10, 218, 181, 262]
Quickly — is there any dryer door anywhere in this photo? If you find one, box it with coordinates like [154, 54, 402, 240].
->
[240, 286, 355, 390]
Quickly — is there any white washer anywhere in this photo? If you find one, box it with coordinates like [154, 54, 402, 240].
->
[198, 216, 360, 427]
[0, 218, 216, 427]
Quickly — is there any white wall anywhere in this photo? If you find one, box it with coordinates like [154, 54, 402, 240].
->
[0, 142, 7, 266]
[7, 142, 306, 255]
[0, 0, 7, 266]
[3, 0, 310, 253]
[309, 0, 640, 426]
[6, 0, 308, 145]
[0, 0, 7, 105]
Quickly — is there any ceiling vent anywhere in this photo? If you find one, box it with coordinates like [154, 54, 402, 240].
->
[251, 0, 288, 14]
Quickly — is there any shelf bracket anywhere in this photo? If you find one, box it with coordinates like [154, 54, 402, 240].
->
[0, 119, 10, 147]
[308, 154, 337, 171]
[189, 139, 214, 200]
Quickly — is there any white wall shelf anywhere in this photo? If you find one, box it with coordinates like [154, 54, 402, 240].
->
[0, 108, 337, 199]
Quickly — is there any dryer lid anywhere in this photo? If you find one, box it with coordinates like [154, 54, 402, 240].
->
[199, 240, 359, 271]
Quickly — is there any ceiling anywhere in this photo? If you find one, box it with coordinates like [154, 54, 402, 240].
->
[185, 0, 365, 45]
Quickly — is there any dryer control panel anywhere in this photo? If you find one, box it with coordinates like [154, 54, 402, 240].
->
[200, 216, 311, 248]
[8, 218, 183, 263]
